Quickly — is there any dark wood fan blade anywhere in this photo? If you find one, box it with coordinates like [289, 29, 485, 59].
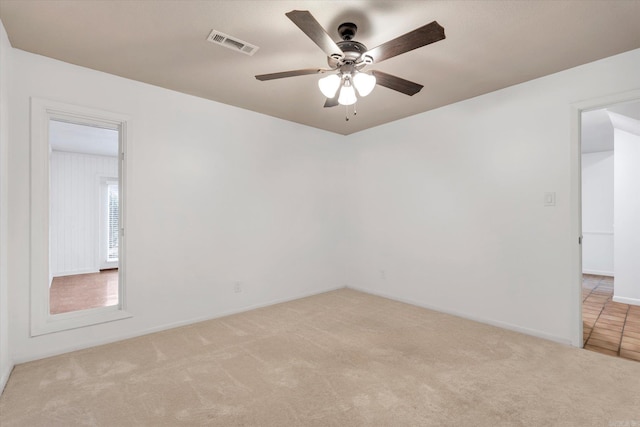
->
[371, 71, 423, 96]
[366, 21, 445, 63]
[324, 95, 339, 108]
[255, 68, 324, 81]
[286, 10, 343, 58]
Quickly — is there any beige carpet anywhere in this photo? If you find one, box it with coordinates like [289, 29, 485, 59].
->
[1, 289, 639, 426]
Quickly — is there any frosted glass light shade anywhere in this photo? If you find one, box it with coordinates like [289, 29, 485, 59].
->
[318, 74, 341, 98]
[353, 72, 376, 97]
[338, 84, 357, 106]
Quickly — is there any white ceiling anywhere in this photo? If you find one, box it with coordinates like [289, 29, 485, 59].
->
[49, 120, 119, 157]
[1, 1, 640, 135]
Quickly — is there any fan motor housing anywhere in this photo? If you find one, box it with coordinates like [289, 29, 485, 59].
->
[328, 40, 368, 68]
[327, 22, 370, 68]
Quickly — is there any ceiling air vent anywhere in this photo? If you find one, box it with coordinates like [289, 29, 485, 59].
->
[206, 30, 259, 56]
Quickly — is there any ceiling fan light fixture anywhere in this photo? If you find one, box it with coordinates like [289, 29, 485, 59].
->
[338, 80, 357, 106]
[256, 11, 446, 119]
[318, 74, 342, 98]
[353, 72, 376, 97]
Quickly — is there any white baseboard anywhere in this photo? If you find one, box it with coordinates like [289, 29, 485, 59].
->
[0, 362, 14, 396]
[12, 285, 345, 365]
[52, 269, 99, 278]
[582, 269, 614, 277]
[347, 285, 572, 346]
[613, 295, 640, 307]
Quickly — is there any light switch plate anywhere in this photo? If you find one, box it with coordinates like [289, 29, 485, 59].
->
[544, 192, 556, 207]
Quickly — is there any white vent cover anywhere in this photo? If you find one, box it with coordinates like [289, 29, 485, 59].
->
[206, 30, 259, 56]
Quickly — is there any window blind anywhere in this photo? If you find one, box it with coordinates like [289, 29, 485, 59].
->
[107, 183, 119, 262]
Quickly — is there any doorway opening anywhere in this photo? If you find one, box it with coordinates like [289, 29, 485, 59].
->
[48, 119, 120, 315]
[30, 98, 131, 336]
[580, 100, 640, 362]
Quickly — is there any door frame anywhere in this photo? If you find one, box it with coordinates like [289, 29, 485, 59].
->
[569, 88, 640, 348]
[30, 97, 132, 336]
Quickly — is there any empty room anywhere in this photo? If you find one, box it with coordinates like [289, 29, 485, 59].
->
[1, 1, 640, 425]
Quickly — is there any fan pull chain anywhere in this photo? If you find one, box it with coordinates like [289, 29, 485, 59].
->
[345, 103, 358, 121]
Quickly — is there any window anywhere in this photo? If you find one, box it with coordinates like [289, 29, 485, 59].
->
[100, 178, 119, 270]
[107, 183, 119, 263]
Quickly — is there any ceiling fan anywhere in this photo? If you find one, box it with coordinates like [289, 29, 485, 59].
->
[255, 10, 445, 117]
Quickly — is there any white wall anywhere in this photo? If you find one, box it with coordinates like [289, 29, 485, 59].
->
[345, 49, 640, 344]
[581, 151, 614, 276]
[9, 49, 350, 362]
[613, 124, 640, 306]
[50, 151, 118, 277]
[6, 37, 640, 362]
[0, 19, 13, 393]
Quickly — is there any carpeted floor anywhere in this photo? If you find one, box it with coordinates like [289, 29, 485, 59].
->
[1, 289, 639, 426]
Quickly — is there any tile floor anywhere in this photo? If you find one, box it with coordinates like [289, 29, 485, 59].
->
[582, 274, 640, 362]
[49, 270, 119, 314]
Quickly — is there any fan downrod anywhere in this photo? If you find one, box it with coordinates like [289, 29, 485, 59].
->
[337, 22, 358, 41]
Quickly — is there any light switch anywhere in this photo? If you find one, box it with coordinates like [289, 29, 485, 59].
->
[544, 192, 556, 207]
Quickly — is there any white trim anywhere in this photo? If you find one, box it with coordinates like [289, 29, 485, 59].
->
[582, 269, 614, 277]
[347, 286, 572, 346]
[570, 102, 584, 348]
[30, 97, 131, 336]
[13, 285, 344, 364]
[582, 230, 614, 236]
[52, 269, 99, 278]
[35, 307, 132, 336]
[612, 296, 640, 307]
[0, 362, 13, 396]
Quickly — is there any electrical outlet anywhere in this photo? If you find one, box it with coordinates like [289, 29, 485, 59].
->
[233, 282, 242, 293]
[380, 270, 386, 280]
